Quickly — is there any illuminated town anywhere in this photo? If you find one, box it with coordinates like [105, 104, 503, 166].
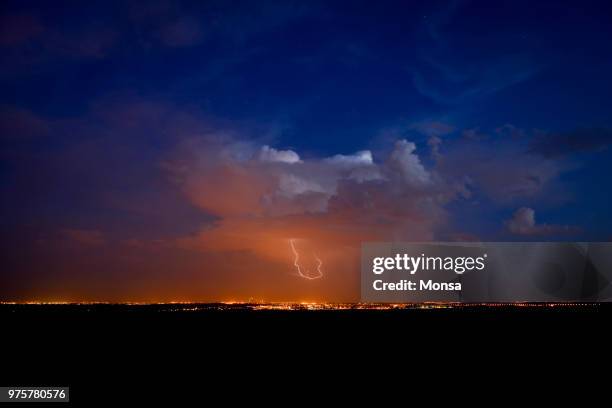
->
[0, 301, 601, 311]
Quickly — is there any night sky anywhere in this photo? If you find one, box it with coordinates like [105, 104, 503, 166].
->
[1, 0, 612, 302]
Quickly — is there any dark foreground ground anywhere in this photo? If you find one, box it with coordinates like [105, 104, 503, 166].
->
[1, 303, 609, 404]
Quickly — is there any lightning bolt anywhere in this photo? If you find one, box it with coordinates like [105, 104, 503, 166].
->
[289, 239, 323, 280]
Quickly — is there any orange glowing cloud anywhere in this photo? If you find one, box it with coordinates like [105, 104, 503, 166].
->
[164, 135, 451, 290]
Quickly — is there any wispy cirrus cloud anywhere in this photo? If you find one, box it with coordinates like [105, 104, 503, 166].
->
[413, 55, 539, 105]
[413, 1, 539, 105]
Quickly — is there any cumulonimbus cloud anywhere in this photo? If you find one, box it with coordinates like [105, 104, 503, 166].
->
[163, 135, 453, 271]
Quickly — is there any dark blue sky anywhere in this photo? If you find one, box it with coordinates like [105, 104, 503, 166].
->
[1, 0, 612, 300]
[4, 1, 612, 148]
